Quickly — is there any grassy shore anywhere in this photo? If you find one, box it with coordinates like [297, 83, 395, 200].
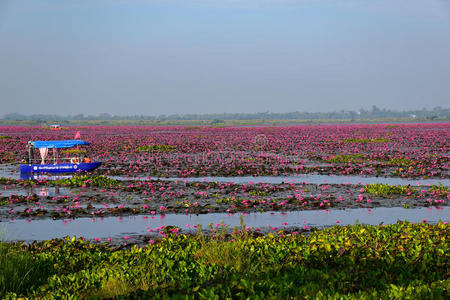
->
[1, 221, 448, 299]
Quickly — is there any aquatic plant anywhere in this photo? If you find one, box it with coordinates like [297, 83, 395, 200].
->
[0, 123, 448, 178]
[0, 222, 447, 298]
[53, 175, 121, 188]
[387, 157, 415, 166]
[136, 144, 176, 152]
[429, 184, 450, 197]
[365, 183, 414, 196]
[327, 154, 365, 163]
[342, 138, 390, 143]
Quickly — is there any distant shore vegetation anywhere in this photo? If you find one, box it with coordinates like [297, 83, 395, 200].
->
[1, 106, 448, 126]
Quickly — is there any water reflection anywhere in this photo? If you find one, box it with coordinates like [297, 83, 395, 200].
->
[19, 173, 73, 181]
[1, 166, 447, 187]
[2, 206, 448, 242]
[112, 175, 450, 187]
[0, 186, 70, 197]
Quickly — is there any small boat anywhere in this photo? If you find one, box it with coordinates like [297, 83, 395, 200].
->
[49, 124, 62, 130]
[20, 140, 102, 175]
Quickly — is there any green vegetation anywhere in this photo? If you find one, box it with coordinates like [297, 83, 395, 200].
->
[4, 117, 448, 127]
[0, 136, 12, 139]
[216, 197, 238, 204]
[248, 190, 269, 197]
[324, 154, 426, 167]
[365, 183, 414, 196]
[0, 241, 52, 298]
[136, 144, 176, 152]
[0, 178, 16, 185]
[1, 222, 448, 298]
[0, 151, 15, 163]
[388, 157, 414, 166]
[0, 175, 121, 188]
[343, 138, 390, 143]
[53, 175, 121, 188]
[327, 154, 365, 163]
[365, 182, 449, 197]
[430, 184, 450, 197]
[60, 149, 87, 155]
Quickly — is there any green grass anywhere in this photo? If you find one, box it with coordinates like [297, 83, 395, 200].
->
[0, 241, 52, 298]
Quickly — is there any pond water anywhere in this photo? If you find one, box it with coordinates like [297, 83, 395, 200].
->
[1, 165, 448, 187]
[0, 186, 73, 197]
[111, 175, 450, 187]
[0, 164, 19, 179]
[2, 206, 448, 242]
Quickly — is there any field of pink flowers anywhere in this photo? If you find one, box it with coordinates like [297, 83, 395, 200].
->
[1, 124, 448, 299]
[0, 123, 447, 223]
[1, 123, 448, 178]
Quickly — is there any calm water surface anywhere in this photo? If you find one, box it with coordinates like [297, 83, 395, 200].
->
[111, 175, 450, 187]
[1, 164, 448, 186]
[2, 206, 448, 242]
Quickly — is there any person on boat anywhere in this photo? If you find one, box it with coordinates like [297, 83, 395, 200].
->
[25, 143, 34, 164]
[84, 157, 91, 163]
[70, 157, 79, 163]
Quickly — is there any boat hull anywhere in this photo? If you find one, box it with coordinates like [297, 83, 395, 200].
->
[20, 162, 102, 174]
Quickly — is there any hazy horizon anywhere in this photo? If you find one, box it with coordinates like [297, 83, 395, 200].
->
[1, 0, 449, 115]
[2, 105, 448, 118]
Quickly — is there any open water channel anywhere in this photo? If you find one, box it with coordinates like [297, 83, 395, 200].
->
[1, 164, 449, 244]
[2, 207, 448, 242]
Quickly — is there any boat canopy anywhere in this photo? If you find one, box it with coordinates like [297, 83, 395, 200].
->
[30, 140, 90, 149]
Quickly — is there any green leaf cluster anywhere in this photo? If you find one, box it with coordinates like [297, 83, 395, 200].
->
[387, 157, 414, 166]
[327, 154, 365, 163]
[136, 144, 176, 152]
[365, 184, 413, 196]
[429, 184, 450, 197]
[342, 138, 390, 143]
[53, 175, 121, 188]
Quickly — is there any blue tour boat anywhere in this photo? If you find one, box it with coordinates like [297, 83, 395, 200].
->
[20, 140, 102, 175]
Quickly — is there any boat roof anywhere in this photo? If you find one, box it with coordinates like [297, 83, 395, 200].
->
[30, 140, 90, 149]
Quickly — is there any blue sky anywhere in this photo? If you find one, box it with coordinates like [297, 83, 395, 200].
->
[0, 0, 449, 115]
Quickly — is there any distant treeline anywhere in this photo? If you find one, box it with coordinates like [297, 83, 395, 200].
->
[2, 106, 449, 122]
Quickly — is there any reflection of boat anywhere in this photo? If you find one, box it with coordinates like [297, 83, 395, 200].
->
[20, 173, 74, 181]
[20, 140, 102, 175]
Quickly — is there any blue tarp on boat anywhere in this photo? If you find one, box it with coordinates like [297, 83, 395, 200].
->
[31, 140, 90, 149]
